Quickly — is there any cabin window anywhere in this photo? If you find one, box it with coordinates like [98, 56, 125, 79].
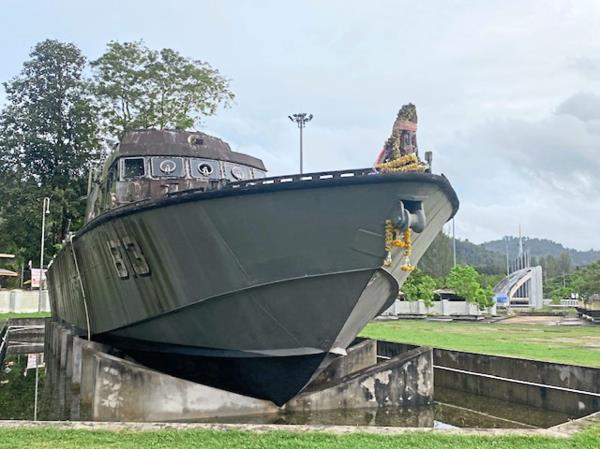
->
[123, 158, 145, 179]
[190, 159, 218, 179]
[151, 157, 184, 178]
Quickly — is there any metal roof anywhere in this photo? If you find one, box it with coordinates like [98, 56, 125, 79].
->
[103, 129, 266, 175]
[0, 268, 18, 277]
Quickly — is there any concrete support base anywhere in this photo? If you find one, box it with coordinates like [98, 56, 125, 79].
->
[43, 320, 433, 422]
[285, 347, 433, 411]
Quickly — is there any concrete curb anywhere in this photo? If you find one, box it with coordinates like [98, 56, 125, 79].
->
[0, 413, 597, 437]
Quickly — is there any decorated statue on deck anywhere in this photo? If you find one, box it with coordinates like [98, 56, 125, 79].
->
[375, 103, 427, 173]
[376, 103, 427, 272]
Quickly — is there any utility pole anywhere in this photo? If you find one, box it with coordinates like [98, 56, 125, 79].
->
[505, 236, 510, 275]
[38, 197, 50, 312]
[288, 113, 313, 174]
[518, 224, 524, 258]
[452, 218, 457, 267]
[34, 197, 50, 422]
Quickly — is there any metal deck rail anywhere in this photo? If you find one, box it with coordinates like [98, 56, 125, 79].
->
[225, 168, 376, 190]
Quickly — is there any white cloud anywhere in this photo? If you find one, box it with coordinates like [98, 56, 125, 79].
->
[2, 0, 600, 249]
[441, 93, 600, 250]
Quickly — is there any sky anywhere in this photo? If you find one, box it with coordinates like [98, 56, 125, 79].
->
[1, 0, 600, 250]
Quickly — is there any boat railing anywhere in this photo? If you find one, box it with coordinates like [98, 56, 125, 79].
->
[224, 167, 375, 191]
[161, 168, 376, 200]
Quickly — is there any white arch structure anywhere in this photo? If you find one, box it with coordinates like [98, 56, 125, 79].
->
[494, 266, 543, 309]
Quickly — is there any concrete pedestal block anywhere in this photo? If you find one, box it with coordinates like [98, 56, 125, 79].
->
[80, 343, 111, 407]
[286, 347, 433, 412]
[52, 322, 61, 357]
[43, 319, 52, 355]
[59, 327, 72, 370]
[42, 319, 434, 422]
[311, 339, 377, 387]
[90, 351, 279, 421]
[72, 338, 110, 392]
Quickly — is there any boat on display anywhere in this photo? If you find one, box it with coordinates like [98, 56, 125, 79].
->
[47, 104, 459, 405]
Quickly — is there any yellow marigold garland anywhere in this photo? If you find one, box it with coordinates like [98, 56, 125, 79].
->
[376, 152, 427, 173]
[399, 228, 415, 272]
[383, 221, 415, 272]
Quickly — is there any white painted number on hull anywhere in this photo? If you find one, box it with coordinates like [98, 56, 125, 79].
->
[107, 237, 151, 279]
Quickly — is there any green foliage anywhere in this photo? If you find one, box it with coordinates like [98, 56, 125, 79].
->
[419, 232, 507, 278]
[0, 40, 100, 264]
[0, 39, 234, 266]
[0, 40, 100, 185]
[0, 356, 42, 420]
[455, 238, 505, 275]
[401, 269, 436, 306]
[91, 40, 234, 138]
[545, 259, 600, 300]
[418, 232, 453, 278]
[478, 273, 503, 290]
[533, 253, 573, 280]
[446, 265, 495, 309]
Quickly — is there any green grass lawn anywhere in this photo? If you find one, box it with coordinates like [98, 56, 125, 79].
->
[0, 312, 50, 329]
[360, 319, 600, 367]
[0, 427, 598, 449]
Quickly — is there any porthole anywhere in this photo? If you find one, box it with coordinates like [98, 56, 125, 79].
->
[159, 159, 177, 174]
[151, 157, 184, 177]
[231, 166, 245, 180]
[198, 163, 213, 176]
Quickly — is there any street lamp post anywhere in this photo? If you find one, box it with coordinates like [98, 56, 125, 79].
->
[288, 113, 313, 174]
[38, 197, 50, 312]
[34, 196, 49, 422]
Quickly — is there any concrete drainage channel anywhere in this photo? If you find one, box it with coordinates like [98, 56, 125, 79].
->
[0, 317, 599, 436]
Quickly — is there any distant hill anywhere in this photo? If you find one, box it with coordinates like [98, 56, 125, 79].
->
[419, 234, 505, 276]
[482, 237, 600, 267]
[418, 234, 600, 278]
[455, 239, 505, 274]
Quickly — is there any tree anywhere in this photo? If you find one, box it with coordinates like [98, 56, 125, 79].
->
[402, 269, 437, 306]
[418, 232, 453, 278]
[0, 39, 100, 265]
[91, 41, 234, 138]
[545, 259, 600, 300]
[446, 264, 495, 310]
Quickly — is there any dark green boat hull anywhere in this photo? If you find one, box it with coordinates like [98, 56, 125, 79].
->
[47, 171, 458, 404]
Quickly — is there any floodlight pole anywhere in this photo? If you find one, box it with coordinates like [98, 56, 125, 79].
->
[288, 113, 313, 174]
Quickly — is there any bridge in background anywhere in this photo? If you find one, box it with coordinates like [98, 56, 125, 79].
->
[494, 266, 543, 309]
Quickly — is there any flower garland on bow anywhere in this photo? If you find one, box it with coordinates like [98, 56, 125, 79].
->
[383, 220, 415, 272]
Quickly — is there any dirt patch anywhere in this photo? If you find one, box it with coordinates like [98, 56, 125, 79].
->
[499, 316, 562, 325]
